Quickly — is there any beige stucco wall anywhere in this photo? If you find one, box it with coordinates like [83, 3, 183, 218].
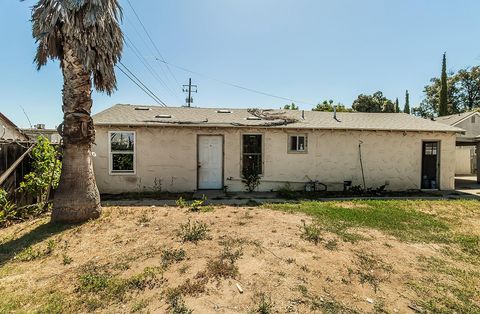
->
[455, 147, 473, 175]
[92, 126, 456, 193]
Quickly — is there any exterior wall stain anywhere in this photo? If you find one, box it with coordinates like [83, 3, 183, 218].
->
[92, 126, 456, 193]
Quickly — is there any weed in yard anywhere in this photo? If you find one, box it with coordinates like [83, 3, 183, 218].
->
[177, 195, 213, 212]
[176, 197, 188, 208]
[201, 244, 243, 280]
[177, 277, 208, 296]
[300, 220, 322, 244]
[62, 254, 73, 265]
[285, 257, 295, 264]
[76, 262, 162, 307]
[162, 248, 186, 268]
[137, 213, 151, 225]
[177, 220, 210, 243]
[15, 239, 56, 262]
[355, 252, 393, 293]
[165, 288, 193, 314]
[250, 293, 274, 314]
[130, 299, 148, 313]
[324, 239, 338, 250]
[178, 265, 189, 274]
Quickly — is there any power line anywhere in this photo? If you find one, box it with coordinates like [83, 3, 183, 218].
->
[123, 32, 180, 102]
[125, 0, 181, 91]
[155, 59, 316, 106]
[116, 62, 166, 106]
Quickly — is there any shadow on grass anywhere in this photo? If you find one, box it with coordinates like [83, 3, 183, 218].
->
[0, 221, 75, 266]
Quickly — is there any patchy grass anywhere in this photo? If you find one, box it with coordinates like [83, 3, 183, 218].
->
[0, 201, 478, 313]
[265, 200, 479, 248]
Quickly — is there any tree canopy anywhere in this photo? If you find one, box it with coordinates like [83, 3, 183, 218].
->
[413, 66, 480, 118]
[312, 100, 353, 112]
[284, 103, 299, 110]
[352, 92, 395, 113]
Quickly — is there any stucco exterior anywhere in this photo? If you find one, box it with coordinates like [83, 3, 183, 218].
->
[92, 125, 456, 193]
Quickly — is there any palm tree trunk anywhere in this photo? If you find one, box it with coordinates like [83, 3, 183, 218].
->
[51, 42, 101, 223]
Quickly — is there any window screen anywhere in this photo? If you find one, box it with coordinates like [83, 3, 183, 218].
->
[110, 132, 135, 173]
[242, 134, 262, 175]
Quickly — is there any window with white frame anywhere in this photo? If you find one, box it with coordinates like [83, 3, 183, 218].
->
[289, 135, 307, 152]
[110, 131, 135, 174]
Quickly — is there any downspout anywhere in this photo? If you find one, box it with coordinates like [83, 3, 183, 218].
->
[358, 140, 366, 190]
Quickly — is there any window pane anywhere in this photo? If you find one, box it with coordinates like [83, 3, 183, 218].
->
[111, 132, 134, 151]
[242, 154, 262, 174]
[298, 136, 305, 151]
[112, 154, 134, 172]
[243, 135, 262, 154]
[290, 136, 298, 151]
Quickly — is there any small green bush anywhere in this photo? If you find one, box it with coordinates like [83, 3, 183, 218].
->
[177, 220, 210, 243]
[161, 248, 186, 268]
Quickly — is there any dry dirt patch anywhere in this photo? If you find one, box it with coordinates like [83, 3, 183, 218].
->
[0, 203, 477, 313]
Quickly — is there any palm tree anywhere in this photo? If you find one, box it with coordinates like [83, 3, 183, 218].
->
[30, 0, 123, 223]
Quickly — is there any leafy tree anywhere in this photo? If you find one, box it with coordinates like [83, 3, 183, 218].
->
[312, 100, 353, 112]
[453, 66, 480, 111]
[395, 98, 400, 113]
[284, 103, 299, 110]
[439, 53, 449, 116]
[404, 90, 410, 114]
[352, 92, 394, 113]
[20, 136, 62, 204]
[413, 75, 461, 118]
[30, 1, 123, 222]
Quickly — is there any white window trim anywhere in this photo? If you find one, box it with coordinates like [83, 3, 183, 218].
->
[108, 130, 136, 175]
[288, 134, 308, 153]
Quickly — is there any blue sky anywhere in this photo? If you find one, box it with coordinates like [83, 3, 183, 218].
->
[1, 0, 479, 128]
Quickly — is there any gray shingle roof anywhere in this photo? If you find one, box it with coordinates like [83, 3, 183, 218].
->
[93, 104, 463, 133]
[435, 111, 479, 126]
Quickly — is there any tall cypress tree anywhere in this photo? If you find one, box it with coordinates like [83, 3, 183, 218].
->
[395, 98, 400, 113]
[439, 52, 448, 116]
[404, 90, 410, 114]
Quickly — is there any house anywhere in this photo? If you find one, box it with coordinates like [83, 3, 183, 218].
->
[22, 124, 61, 144]
[436, 111, 480, 180]
[92, 104, 463, 194]
[0, 112, 29, 141]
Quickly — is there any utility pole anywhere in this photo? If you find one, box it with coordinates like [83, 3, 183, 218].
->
[182, 78, 197, 107]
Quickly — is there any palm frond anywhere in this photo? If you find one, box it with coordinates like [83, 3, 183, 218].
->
[31, 0, 123, 94]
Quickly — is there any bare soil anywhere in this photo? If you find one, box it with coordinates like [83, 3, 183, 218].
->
[0, 204, 477, 313]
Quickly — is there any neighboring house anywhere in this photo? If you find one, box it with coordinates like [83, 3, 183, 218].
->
[436, 111, 480, 177]
[22, 124, 61, 144]
[92, 104, 462, 194]
[0, 112, 29, 141]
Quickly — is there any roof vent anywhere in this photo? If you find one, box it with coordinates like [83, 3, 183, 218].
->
[217, 110, 232, 113]
[134, 107, 150, 111]
[246, 117, 262, 121]
[155, 114, 172, 119]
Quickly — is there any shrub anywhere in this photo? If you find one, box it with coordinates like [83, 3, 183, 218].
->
[242, 167, 261, 192]
[19, 136, 61, 204]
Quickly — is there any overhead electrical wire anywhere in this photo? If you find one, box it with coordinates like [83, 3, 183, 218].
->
[123, 32, 180, 102]
[116, 62, 167, 106]
[155, 59, 316, 106]
[123, 1, 315, 107]
[125, 0, 182, 91]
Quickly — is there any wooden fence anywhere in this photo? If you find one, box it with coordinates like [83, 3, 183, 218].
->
[0, 141, 34, 207]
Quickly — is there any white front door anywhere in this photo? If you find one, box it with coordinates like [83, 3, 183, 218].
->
[198, 135, 223, 189]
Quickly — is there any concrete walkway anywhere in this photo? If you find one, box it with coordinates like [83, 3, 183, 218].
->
[455, 176, 480, 197]
[101, 184, 479, 207]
